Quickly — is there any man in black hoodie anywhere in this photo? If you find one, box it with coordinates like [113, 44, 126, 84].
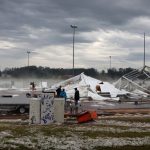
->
[56, 85, 61, 97]
[74, 88, 80, 114]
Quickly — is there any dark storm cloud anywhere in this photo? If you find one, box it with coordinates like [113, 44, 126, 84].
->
[0, 0, 150, 69]
[53, 0, 150, 25]
[0, 0, 149, 38]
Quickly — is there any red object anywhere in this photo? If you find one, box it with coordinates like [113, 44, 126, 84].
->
[77, 111, 97, 123]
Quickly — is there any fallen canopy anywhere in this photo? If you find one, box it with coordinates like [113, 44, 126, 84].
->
[51, 73, 128, 101]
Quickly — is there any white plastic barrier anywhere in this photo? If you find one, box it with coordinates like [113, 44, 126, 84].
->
[54, 98, 65, 123]
[29, 98, 41, 124]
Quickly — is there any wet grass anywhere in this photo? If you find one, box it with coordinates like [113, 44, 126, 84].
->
[1, 145, 150, 150]
[0, 122, 150, 149]
[93, 145, 150, 150]
[82, 130, 150, 138]
[73, 124, 135, 130]
[38, 125, 70, 136]
[1, 123, 150, 138]
[0, 144, 34, 150]
[101, 117, 150, 123]
[59, 124, 150, 138]
[0, 125, 35, 137]
[81, 124, 150, 133]
[11, 126, 30, 137]
[0, 126, 10, 132]
[0, 124, 71, 137]
[37, 124, 150, 139]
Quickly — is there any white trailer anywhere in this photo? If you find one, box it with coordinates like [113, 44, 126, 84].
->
[0, 88, 43, 113]
[0, 88, 56, 114]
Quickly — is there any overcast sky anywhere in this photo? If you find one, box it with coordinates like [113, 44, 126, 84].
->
[0, 0, 150, 71]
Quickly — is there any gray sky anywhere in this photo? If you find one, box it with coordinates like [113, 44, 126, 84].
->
[0, 0, 150, 71]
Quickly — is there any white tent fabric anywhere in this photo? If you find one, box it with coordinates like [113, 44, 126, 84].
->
[51, 73, 128, 101]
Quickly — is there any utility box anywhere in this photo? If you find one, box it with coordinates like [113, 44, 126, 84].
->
[29, 94, 64, 125]
[54, 98, 65, 123]
[29, 98, 41, 124]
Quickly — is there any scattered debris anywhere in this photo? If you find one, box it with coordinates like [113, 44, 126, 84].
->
[77, 111, 97, 123]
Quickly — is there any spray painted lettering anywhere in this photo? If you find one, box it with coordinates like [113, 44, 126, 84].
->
[41, 94, 54, 124]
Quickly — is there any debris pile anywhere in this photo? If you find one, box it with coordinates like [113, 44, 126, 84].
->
[50, 73, 127, 101]
[114, 66, 150, 99]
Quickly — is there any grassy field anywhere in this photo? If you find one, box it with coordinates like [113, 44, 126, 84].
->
[0, 115, 150, 150]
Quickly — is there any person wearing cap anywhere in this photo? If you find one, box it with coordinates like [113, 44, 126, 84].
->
[74, 87, 80, 114]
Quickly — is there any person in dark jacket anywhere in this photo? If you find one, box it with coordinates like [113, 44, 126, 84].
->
[74, 88, 80, 114]
[56, 86, 61, 97]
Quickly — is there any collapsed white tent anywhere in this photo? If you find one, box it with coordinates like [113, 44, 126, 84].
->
[51, 73, 128, 101]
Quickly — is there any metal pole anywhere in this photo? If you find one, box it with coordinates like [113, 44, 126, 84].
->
[144, 32, 145, 67]
[109, 56, 111, 69]
[73, 27, 75, 76]
[27, 51, 30, 67]
[71, 25, 77, 76]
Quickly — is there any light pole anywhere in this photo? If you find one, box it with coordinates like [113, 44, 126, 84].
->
[109, 56, 111, 69]
[27, 51, 31, 67]
[144, 32, 145, 67]
[70, 25, 77, 76]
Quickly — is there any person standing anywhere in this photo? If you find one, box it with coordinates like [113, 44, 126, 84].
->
[60, 89, 67, 111]
[60, 89, 67, 101]
[74, 88, 80, 114]
[56, 85, 61, 97]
